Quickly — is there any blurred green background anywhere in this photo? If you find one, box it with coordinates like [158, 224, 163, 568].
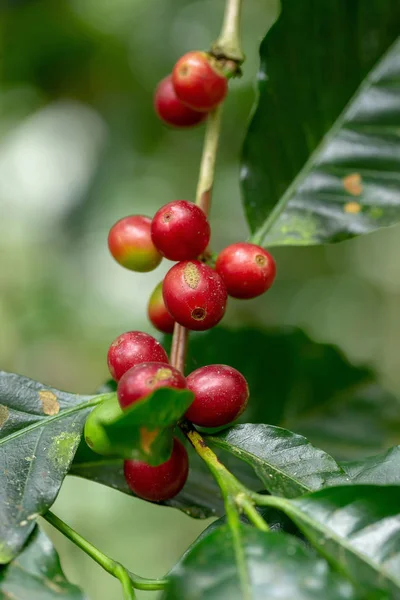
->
[2, 0, 400, 598]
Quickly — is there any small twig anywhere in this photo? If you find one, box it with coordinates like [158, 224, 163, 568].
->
[211, 0, 245, 64]
[195, 105, 224, 214]
[43, 511, 167, 598]
[169, 106, 225, 371]
[170, 323, 189, 374]
[168, 1, 243, 372]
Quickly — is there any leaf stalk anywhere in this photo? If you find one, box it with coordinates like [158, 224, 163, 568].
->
[43, 511, 168, 597]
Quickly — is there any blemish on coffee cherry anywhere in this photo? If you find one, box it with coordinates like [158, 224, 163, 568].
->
[191, 307, 206, 321]
[184, 262, 200, 289]
[255, 254, 266, 266]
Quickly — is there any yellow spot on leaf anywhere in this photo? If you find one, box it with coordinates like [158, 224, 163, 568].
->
[344, 201, 362, 214]
[343, 173, 363, 196]
[48, 432, 80, 469]
[0, 405, 9, 427]
[39, 390, 60, 416]
[140, 427, 159, 454]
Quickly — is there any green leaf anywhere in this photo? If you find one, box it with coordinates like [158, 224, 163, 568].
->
[0, 371, 102, 563]
[90, 388, 194, 466]
[208, 424, 347, 498]
[0, 526, 86, 599]
[276, 485, 400, 598]
[184, 328, 400, 459]
[342, 446, 400, 485]
[242, 0, 400, 246]
[208, 424, 400, 499]
[163, 525, 358, 600]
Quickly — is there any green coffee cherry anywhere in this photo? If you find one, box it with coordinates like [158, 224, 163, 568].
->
[84, 395, 123, 456]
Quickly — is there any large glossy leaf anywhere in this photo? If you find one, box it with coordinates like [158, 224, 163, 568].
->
[0, 371, 104, 563]
[208, 424, 347, 497]
[242, 0, 400, 246]
[209, 424, 400, 499]
[276, 485, 400, 598]
[97, 388, 194, 466]
[342, 446, 400, 484]
[163, 525, 357, 599]
[0, 526, 86, 599]
[183, 328, 400, 459]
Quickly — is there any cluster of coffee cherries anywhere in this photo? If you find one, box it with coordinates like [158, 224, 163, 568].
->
[106, 330, 249, 502]
[101, 50, 277, 503]
[154, 50, 228, 128]
[108, 201, 276, 333]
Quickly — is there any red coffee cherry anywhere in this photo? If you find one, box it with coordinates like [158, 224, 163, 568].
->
[108, 215, 162, 272]
[162, 261, 227, 331]
[185, 365, 249, 427]
[154, 75, 207, 128]
[124, 437, 189, 501]
[172, 51, 228, 111]
[117, 362, 186, 410]
[151, 200, 210, 261]
[215, 243, 276, 299]
[148, 281, 175, 334]
[107, 332, 169, 381]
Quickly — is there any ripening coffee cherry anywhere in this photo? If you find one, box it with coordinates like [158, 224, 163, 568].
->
[172, 51, 228, 111]
[84, 395, 123, 456]
[107, 331, 169, 381]
[154, 75, 207, 128]
[124, 437, 189, 501]
[185, 364, 249, 427]
[151, 200, 210, 261]
[162, 261, 227, 331]
[215, 243, 276, 299]
[108, 215, 162, 272]
[148, 281, 175, 334]
[117, 362, 186, 410]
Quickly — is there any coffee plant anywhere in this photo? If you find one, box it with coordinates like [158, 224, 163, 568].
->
[1, 0, 400, 598]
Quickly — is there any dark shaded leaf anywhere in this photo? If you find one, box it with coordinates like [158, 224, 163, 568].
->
[242, 0, 400, 246]
[163, 525, 358, 600]
[295, 384, 400, 460]
[0, 526, 86, 599]
[0, 371, 102, 563]
[183, 328, 400, 459]
[280, 485, 400, 598]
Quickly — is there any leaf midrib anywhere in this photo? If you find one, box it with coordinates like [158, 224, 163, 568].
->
[230, 525, 252, 600]
[209, 435, 313, 495]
